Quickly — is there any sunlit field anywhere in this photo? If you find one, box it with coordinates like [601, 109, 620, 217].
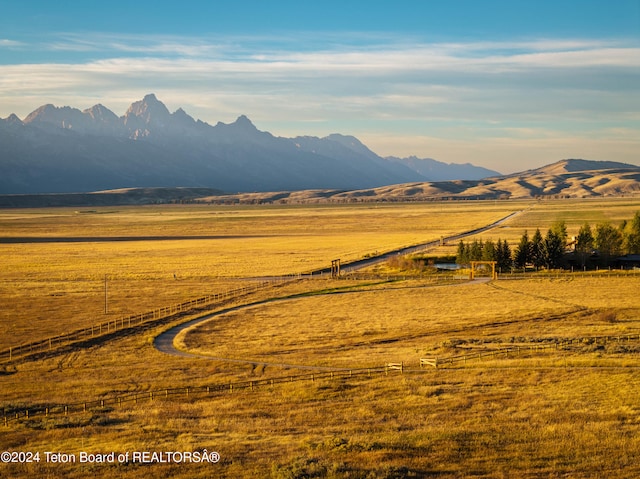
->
[178, 276, 640, 368]
[0, 201, 522, 349]
[1, 198, 640, 478]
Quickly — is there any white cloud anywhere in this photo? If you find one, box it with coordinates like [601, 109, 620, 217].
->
[0, 39, 23, 48]
[47, 33, 226, 57]
[1, 33, 638, 173]
[1, 37, 637, 116]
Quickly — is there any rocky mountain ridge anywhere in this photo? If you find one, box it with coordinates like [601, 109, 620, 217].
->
[1, 94, 499, 194]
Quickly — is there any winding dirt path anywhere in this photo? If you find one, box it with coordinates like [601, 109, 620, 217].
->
[153, 210, 523, 368]
[153, 211, 521, 371]
[154, 296, 363, 371]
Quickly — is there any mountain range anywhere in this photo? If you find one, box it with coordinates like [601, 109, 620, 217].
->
[1, 94, 638, 207]
[0, 94, 499, 195]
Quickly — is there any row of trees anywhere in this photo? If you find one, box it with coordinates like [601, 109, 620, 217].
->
[456, 212, 640, 271]
[512, 225, 568, 270]
[455, 238, 513, 271]
[567, 211, 640, 268]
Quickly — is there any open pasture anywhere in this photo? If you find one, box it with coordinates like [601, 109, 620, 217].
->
[178, 276, 640, 369]
[1, 274, 639, 478]
[1, 198, 640, 478]
[0, 201, 523, 349]
[475, 197, 640, 244]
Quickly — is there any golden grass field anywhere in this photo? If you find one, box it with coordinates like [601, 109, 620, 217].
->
[1, 198, 640, 478]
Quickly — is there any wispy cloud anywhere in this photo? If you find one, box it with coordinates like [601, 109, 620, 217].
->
[47, 33, 226, 57]
[2, 33, 637, 102]
[1, 32, 638, 171]
[18, 32, 640, 68]
[0, 39, 24, 48]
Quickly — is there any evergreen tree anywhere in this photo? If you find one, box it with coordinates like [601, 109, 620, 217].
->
[622, 211, 640, 254]
[469, 239, 483, 261]
[456, 240, 468, 265]
[496, 239, 512, 271]
[514, 230, 531, 269]
[503, 240, 512, 270]
[575, 223, 594, 268]
[594, 222, 623, 262]
[543, 229, 564, 269]
[530, 228, 544, 270]
[551, 220, 568, 246]
[482, 239, 496, 262]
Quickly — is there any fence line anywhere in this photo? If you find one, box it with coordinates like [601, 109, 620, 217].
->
[5, 332, 639, 425]
[421, 333, 640, 368]
[342, 272, 464, 282]
[496, 270, 640, 280]
[0, 276, 301, 364]
[3, 365, 398, 426]
[5, 269, 636, 364]
[343, 269, 640, 282]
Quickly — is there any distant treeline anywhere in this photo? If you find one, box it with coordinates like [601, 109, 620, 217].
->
[456, 211, 640, 271]
[455, 238, 513, 271]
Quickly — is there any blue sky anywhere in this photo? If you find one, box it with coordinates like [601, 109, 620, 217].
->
[1, 1, 638, 173]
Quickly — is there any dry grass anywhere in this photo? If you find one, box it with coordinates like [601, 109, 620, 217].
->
[179, 276, 640, 367]
[1, 199, 640, 478]
[0, 202, 518, 349]
[487, 197, 640, 242]
[1, 274, 639, 478]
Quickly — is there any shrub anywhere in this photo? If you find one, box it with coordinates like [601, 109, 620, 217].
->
[597, 310, 618, 323]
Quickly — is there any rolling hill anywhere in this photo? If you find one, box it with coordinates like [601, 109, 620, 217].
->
[193, 159, 640, 204]
[3, 158, 635, 208]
